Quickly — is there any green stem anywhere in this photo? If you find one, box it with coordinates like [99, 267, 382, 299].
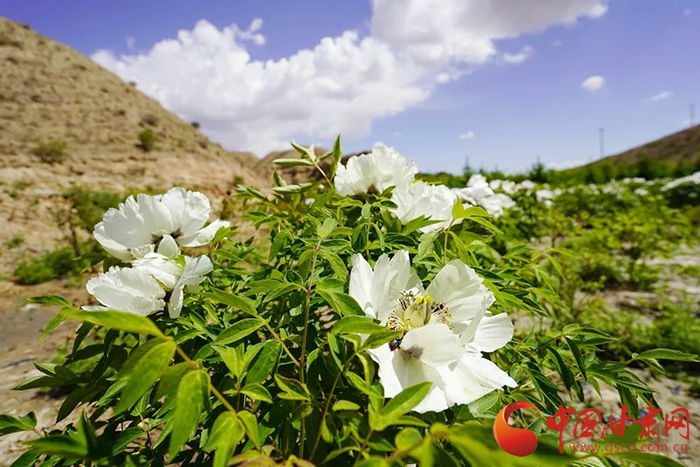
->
[353, 429, 374, 466]
[309, 354, 354, 460]
[262, 320, 301, 367]
[299, 239, 322, 458]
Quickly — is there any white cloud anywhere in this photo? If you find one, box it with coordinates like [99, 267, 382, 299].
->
[126, 36, 135, 51]
[92, 1, 609, 155]
[553, 39, 563, 46]
[646, 91, 673, 102]
[582, 75, 605, 92]
[502, 45, 534, 64]
[684, 9, 692, 16]
[458, 131, 475, 140]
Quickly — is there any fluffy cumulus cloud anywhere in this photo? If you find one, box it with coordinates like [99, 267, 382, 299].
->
[582, 75, 605, 92]
[458, 131, 475, 140]
[93, 1, 609, 155]
[647, 91, 673, 102]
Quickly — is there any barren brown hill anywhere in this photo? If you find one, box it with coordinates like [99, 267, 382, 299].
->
[0, 16, 267, 276]
[568, 124, 700, 173]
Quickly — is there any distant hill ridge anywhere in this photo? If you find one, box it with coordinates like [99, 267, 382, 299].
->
[568, 124, 700, 173]
[0, 16, 265, 276]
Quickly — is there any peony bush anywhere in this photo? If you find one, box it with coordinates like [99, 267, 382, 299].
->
[0, 139, 690, 466]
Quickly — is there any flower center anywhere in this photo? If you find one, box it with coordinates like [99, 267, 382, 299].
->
[386, 291, 452, 351]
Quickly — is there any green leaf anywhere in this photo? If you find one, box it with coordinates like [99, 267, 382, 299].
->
[61, 310, 163, 337]
[318, 249, 348, 281]
[215, 345, 245, 380]
[332, 400, 361, 412]
[395, 427, 423, 452]
[204, 412, 246, 467]
[27, 295, 73, 308]
[317, 218, 338, 238]
[565, 337, 587, 379]
[371, 382, 432, 431]
[155, 362, 193, 400]
[8, 448, 42, 467]
[451, 203, 491, 220]
[0, 413, 37, 436]
[205, 289, 259, 317]
[316, 288, 364, 317]
[274, 374, 310, 401]
[169, 369, 210, 460]
[41, 313, 67, 338]
[214, 319, 265, 345]
[111, 427, 146, 456]
[360, 330, 402, 351]
[240, 383, 272, 403]
[331, 316, 386, 335]
[237, 410, 261, 449]
[246, 340, 282, 384]
[26, 435, 88, 458]
[273, 158, 314, 167]
[116, 340, 176, 413]
[632, 348, 699, 362]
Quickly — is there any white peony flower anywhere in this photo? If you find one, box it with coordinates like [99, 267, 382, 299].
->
[130, 234, 214, 318]
[94, 187, 229, 261]
[334, 144, 418, 196]
[391, 182, 459, 232]
[349, 251, 516, 413]
[452, 175, 514, 218]
[518, 180, 536, 191]
[84, 267, 166, 316]
[167, 255, 214, 319]
[536, 189, 555, 207]
[490, 179, 517, 195]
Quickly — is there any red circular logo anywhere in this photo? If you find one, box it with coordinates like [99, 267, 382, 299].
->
[493, 401, 540, 457]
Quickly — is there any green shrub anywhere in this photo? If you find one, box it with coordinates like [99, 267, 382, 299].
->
[5, 232, 23, 249]
[32, 140, 67, 163]
[138, 129, 157, 152]
[14, 243, 99, 285]
[63, 188, 125, 231]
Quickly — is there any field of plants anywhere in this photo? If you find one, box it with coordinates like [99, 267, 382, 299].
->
[1, 140, 699, 467]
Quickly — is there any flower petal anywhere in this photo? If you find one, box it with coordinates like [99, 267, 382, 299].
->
[349, 253, 375, 318]
[157, 234, 180, 257]
[426, 260, 492, 323]
[178, 219, 230, 247]
[399, 323, 463, 368]
[469, 312, 513, 352]
[391, 351, 449, 413]
[370, 251, 413, 323]
[85, 267, 165, 316]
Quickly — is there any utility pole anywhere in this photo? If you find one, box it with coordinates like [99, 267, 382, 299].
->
[599, 127, 605, 159]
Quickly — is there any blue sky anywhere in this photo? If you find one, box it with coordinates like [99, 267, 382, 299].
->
[3, 0, 698, 173]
